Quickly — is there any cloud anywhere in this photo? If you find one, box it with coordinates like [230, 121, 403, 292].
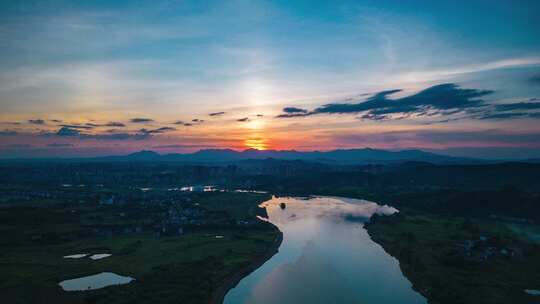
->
[106, 121, 126, 127]
[277, 84, 493, 120]
[209, 111, 225, 116]
[494, 101, 540, 111]
[359, 113, 389, 121]
[174, 120, 199, 126]
[130, 118, 154, 123]
[276, 113, 307, 118]
[283, 107, 308, 114]
[479, 112, 540, 120]
[81, 122, 126, 127]
[52, 126, 151, 140]
[155, 126, 175, 132]
[469, 99, 540, 120]
[392, 58, 540, 84]
[60, 124, 94, 129]
[278, 83, 538, 123]
[320, 84, 490, 115]
[276, 107, 309, 118]
[237, 117, 250, 122]
[56, 127, 81, 136]
[139, 126, 176, 134]
[47, 143, 74, 147]
[28, 119, 45, 125]
[478, 112, 529, 120]
[256, 114, 264, 117]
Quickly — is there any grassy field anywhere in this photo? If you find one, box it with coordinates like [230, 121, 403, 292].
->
[195, 191, 270, 220]
[366, 212, 540, 304]
[0, 192, 280, 304]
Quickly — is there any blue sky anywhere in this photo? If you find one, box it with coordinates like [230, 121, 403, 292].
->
[0, 0, 540, 158]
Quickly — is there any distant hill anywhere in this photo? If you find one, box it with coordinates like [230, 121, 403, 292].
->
[94, 148, 481, 165]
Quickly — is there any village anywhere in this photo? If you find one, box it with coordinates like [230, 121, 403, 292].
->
[0, 183, 266, 245]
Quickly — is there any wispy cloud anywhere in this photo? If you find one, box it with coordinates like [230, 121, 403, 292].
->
[56, 127, 81, 136]
[390, 57, 540, 84]
[139, 127, 176, 134]
[130, 118, 154, 123]
[495, 100, 540, 111]
[106, 121, 126, 127]
[278, 84, 493, 120]
[84, 121, 127, 127]
[51, 126, 151, 140]
[277, 83, 540, 124]
[60, 124, 94, 129]
[283, 107, 308, 114]
[209, 111, 226, 116]
[28, 119, 46, 125]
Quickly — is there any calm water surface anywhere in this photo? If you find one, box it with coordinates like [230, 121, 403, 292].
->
[59, 272, 134, 291]
[224, 196, 426, 304]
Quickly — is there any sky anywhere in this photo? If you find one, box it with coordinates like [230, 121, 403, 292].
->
[1, 0, 540, 159]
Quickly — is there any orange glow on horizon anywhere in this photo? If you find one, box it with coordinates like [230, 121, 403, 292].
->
[244, 136, 268, 150]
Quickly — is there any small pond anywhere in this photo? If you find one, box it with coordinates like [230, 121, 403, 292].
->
[59, 272, 134, 291]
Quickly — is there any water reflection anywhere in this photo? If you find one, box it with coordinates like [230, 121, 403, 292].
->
[63, 253, 87, 259]
[89, 253, 111, 260]
[59, 272, 134, 291]
[525, 289, 540, 296]
[224, 196, 426, 304]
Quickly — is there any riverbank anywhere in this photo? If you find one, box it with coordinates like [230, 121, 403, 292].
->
[365, 211, 540, 304]
[209, 225, 283, 304]
[0, 192, 282, 304]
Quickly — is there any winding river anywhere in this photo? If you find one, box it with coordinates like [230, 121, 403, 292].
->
[224, 196, 426, 304]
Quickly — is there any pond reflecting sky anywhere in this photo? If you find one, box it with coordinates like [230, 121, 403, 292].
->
[224, 196, 426, 304]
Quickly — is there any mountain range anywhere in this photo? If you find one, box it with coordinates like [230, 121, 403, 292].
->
[96, 148, 481, 165]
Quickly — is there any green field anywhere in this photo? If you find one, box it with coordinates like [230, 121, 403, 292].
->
[0, 192, 280, 304]
[366, 212, 540, 304]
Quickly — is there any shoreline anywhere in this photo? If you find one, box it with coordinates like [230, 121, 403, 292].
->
[364, 211, 540, 304]
[364, 215, 429, 300]
[209, 224, 283, 304]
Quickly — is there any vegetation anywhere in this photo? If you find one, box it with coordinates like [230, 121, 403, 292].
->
[0, 192, 280, 304]
[366, 212, 540, 304]
[2, 160, 540, 303]
[294, 165, 540, 304]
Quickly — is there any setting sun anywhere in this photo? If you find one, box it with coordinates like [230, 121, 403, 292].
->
[244, 136, 268, 150]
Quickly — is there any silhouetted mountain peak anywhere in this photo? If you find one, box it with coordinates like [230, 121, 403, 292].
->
[126, 150, 161, 159]
[99, 147, 480, 165]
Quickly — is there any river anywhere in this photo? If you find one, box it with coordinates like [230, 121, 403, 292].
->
[224, 196, 426, 304]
